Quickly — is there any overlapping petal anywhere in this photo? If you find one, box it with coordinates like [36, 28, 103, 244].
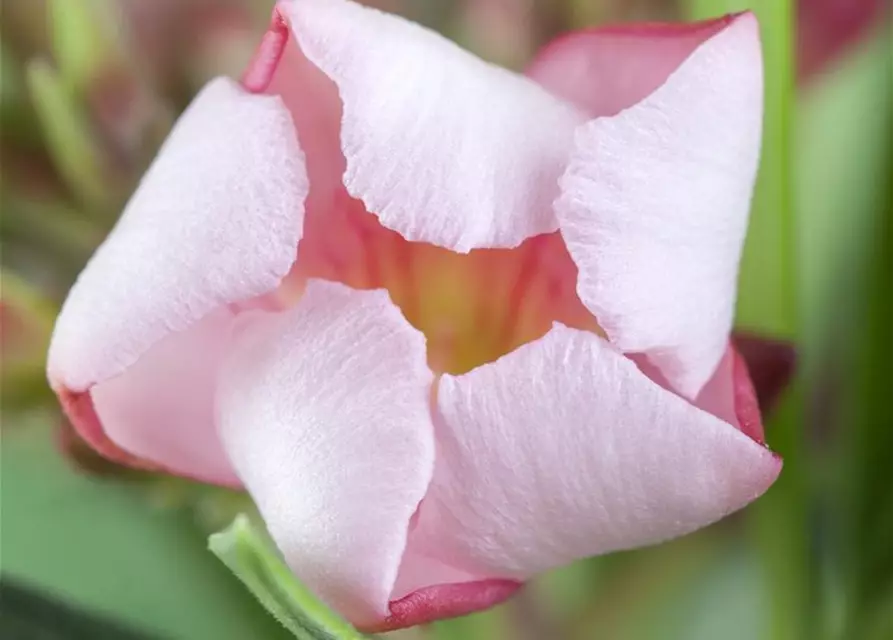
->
[216, 281, 435, 625]
[90, 311, 239, 484]
[403, 325, 779, 583]
[527, 16, 732, 117]
[48, 78, 307, 391]
[274, 0, 584, 252]
[47, 77, 308, 480]
[554, 14, 763, 398]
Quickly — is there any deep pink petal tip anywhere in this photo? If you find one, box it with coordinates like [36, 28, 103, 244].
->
[362, 580, 522, 634]
[56, 385, 243, 488]
[56, 387, 161, 473]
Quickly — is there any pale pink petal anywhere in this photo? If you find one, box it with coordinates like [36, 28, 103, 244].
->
[401, 325, 780, 583]
[48, 77, 307, 393]
[555, 14, 762, 398]
[216, 280, 435, 626]
[527, 16, 732, 117]
[273, 0, 584, 252]
[47, 77, 306, 482]
[641, 342, 767, 445]
[90, 311, 240, 485]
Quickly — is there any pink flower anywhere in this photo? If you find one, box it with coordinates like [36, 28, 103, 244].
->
[48, 0, 780, 632]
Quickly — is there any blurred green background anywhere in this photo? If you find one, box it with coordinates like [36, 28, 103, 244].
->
[1, 1, 890, 639]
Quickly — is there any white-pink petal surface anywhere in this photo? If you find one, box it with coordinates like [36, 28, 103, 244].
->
[527, 17, 731, 117]
[48, 77, 307, 392]
[555, 14, 763, 398]
[403, 325, 779, 582]
[216, 281, 435, 625]
[277, 0, 584, 252]
[45, 2, 778, 628]
[90, 311, 239, 485]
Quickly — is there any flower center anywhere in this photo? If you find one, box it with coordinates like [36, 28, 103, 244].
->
[287, 191, 600, 375]
[253, 30, 600, 374]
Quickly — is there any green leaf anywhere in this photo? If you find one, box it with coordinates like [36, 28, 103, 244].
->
[25, 58, 110, 211]
[845, 185, 893, 640]
[1, 418, 292, 640]
[831, 32, 893, 636]
[0, 580, 158, 640]
[209, 515, 368, 640]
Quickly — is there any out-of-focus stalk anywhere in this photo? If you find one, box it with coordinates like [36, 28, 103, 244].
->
[48, 0, 119, 94]
[1, 36, 42, 147]
[686, 2, 808, 640]
[843, 149, 893, 640]
[25, 59, 111, 213]
[827, 30, 893, 640]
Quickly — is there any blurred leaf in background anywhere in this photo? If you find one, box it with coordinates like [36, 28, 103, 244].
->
[796, 18, 893, 640]
[1, 415, 293, 640]
[1, 579, 160, 639]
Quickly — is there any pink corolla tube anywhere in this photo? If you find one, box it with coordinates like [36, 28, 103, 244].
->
[48, 0, 781, 632]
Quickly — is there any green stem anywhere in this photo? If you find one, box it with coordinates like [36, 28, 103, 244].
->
[209, 515, 368, 640]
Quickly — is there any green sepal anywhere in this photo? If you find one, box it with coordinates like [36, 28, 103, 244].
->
[209, 515, 370, 640]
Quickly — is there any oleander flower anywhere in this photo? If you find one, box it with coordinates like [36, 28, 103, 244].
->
[48, 0, 781, 631]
